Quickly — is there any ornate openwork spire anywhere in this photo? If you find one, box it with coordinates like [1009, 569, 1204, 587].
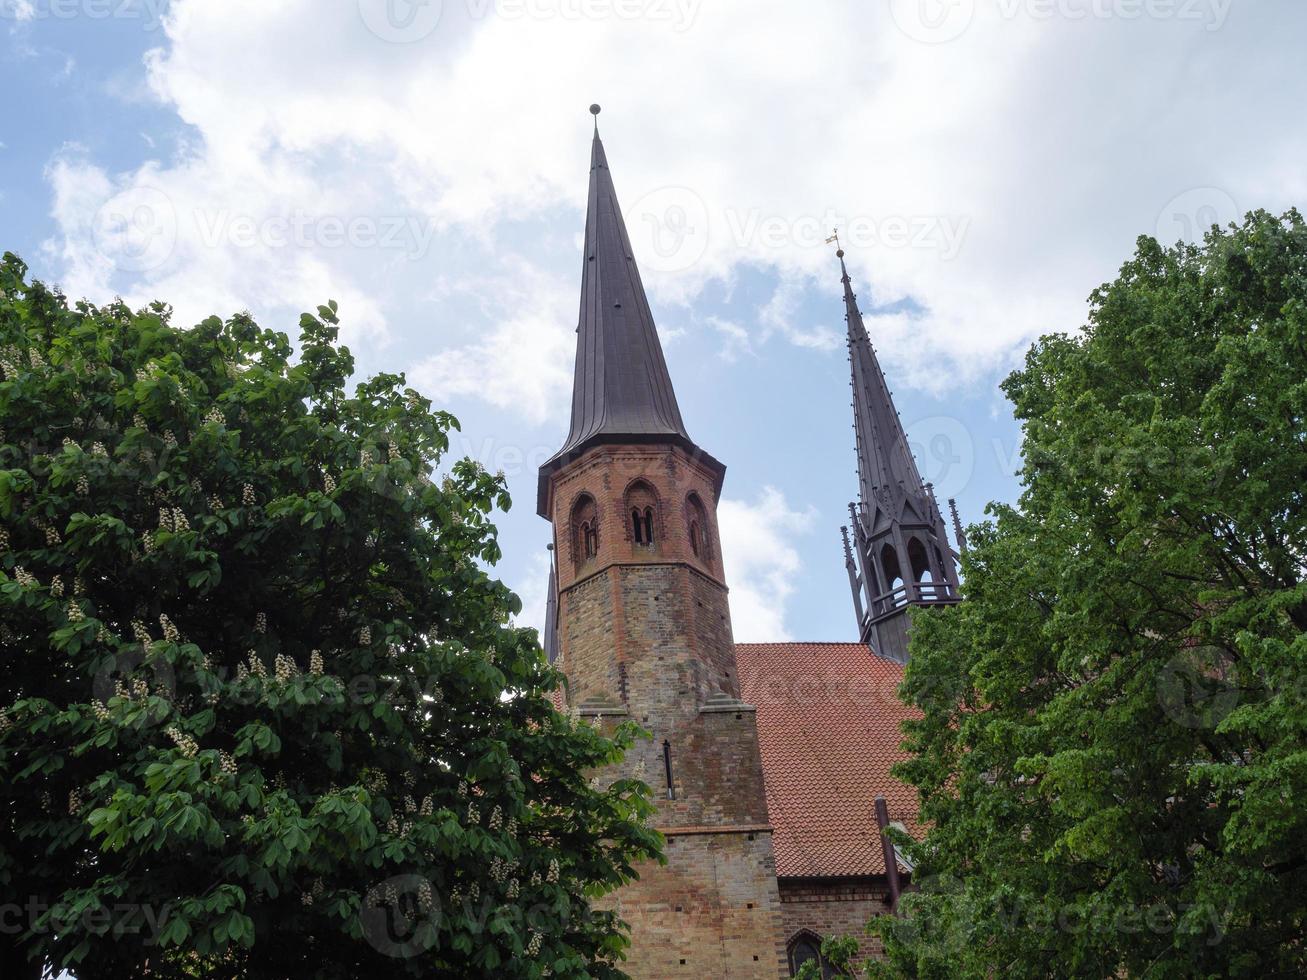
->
[538, 106, 720, 515]
[836, 246, 960, 661]
[841, 248, 926, 515]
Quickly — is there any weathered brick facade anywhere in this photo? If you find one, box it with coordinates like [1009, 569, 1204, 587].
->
[543, 442, 789, 979]
[778, 878, 892, 971]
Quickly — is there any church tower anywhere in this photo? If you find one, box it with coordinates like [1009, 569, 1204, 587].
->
[537, 108, 787, 979]
[837, 248, 961, 662]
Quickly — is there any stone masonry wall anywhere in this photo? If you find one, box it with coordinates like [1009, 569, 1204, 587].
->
[612, 831, 788, 979]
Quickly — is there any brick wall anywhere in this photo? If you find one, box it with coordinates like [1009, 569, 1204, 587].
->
[607, 831, 789, 979]
[777, 878, 893, 972]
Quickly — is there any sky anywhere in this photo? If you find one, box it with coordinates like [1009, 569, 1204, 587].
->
[2, 0, 1305, 644]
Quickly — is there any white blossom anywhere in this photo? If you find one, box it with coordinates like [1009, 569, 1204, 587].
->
[159, 614, 179, 643]
[274, 653, 296, 682]
[166, 726, 198, 757]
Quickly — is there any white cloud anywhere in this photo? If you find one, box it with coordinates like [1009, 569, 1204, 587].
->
[35, 0, 1307, 417]
[42, 150, 391, 351]
[759, 273, 842, 352]
[408, 261, 576, 424]
[717, 487, 816, 642]
[704, 315, 753, 362]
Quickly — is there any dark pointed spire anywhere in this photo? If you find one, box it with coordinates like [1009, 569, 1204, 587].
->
[543, 546, 560, 664]
[538, 107, 721, 515]
[835, 248, 960, 660]
[840, 248, 924, 512]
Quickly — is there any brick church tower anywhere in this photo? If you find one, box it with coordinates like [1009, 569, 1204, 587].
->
[537, 108, 788, 978]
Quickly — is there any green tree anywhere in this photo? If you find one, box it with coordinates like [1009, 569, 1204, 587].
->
[795, 934, 859, 979]
[873, 210, 1307, 978]
[0, 253, 661, 979]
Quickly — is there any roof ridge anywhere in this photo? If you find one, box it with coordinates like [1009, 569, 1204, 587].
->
[734, 640, 874, 647]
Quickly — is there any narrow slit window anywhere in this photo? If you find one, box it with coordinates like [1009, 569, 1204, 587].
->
[643, 507, 655, 544]
[632, 508, 644, 544]
[662, 739, 675, 800]
[690, 520, 701, 556]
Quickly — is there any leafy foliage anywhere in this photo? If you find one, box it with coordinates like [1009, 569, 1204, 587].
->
[0, 253, 660, 979]
[795, 933, 859, 979]
[873, 211, 1307, 978]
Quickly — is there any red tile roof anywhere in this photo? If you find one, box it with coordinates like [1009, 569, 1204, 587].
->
[735, 642, 920, 879]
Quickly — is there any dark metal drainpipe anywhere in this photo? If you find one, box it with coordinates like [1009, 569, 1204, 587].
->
[875, 796, 902, 911]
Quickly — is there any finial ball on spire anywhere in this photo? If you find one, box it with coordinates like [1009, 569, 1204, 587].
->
[589, 103, 601, 115]
[836, 248, 845, 258]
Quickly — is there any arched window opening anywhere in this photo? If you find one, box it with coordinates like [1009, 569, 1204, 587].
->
[570, 494, 598, 567]
[908, 537, 935, 598]
[685, 492, 711, 561]
[881, 543, 904, 595]
[787, 931, 833, 978]
[626, 481, 658, 548]
[907, 537, 931, 582]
